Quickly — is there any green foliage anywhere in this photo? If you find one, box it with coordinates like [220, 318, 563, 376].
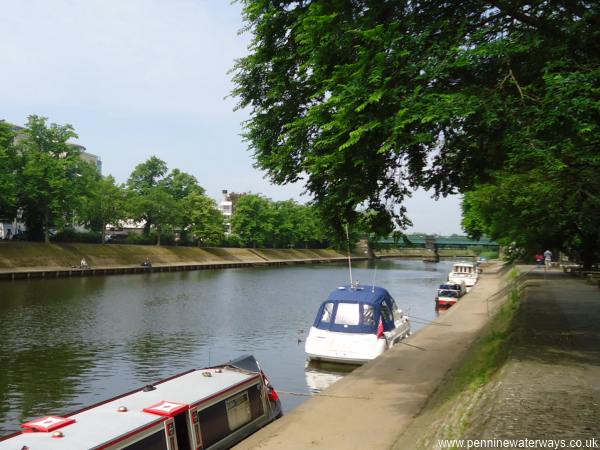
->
[16, 115, 95, 243]
[185, 193, 225, 246]
[53, 228, 102, 243]
[0, 121, 17, 219]
[231, 194, 330, 248]
[231, 194, 274, 247]
[233, 0, 600, 245]
[80, 175, 128, 243]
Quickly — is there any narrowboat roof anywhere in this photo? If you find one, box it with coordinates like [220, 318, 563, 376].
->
[326, 285, 391, 305]
[0, 361, 261, 450]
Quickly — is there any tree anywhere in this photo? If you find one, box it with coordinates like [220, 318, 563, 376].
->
[231, 194, 274, 248]
[463, 154, 600, 268]
[232, 1, 600, 240]
[185, 193, 225, 246]
[163, 169, 206, 236]
[80, 175, 127, 243]
[126, 156, 169, 235]
[0, 121, 17, 220]
[16, 115, 92, 243]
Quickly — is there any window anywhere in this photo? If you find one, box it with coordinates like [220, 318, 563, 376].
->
[362, 305, 375, 326]
[320, 302, 334, 323]
[381, 302, 393, 324]
[122, 430, 167, 450]
[333, 303, 360, 326]
[226, 392, 251, 431]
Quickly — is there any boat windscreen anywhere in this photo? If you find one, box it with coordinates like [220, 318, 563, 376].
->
[438, 290, 459, 298]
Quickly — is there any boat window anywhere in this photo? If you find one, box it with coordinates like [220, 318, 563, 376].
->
[226, 391, 252, 431]
[333, 303, 360, 325]
[320, 302, 334, 323]
[122, 430, 168, 450]
[198, 386, 264, 448]
[390, 299, 401, 318]
[174, 412, 191, 450]
[439, 290, 458, 297]
[362, 305, 375, 326]
[381, 302, 393, 324]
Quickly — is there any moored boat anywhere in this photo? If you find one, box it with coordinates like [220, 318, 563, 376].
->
[305, 284, 411, 365]
[0, 355, 281, 450]
[448, 261, 479, 290]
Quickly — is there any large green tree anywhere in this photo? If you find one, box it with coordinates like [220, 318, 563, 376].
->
[231, 194, 274, 247]
[80, 174, 128, 243]
[0, 121, 17, 221]
[185, 193, 225, 246]
[232, 1, 599, 242]
[16, 116, 93, 243]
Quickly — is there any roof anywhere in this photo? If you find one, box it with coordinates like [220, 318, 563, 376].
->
[326, 285, 391, 305]
[0, 366, 259, 450]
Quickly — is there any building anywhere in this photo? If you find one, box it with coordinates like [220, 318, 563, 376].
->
[218, 190, 233, 234]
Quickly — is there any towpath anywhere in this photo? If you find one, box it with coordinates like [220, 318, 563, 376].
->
[235, 262, 511, 450]
[451, 267, 600, 446]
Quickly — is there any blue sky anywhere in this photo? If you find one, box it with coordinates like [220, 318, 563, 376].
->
[0, 0, 463, 235]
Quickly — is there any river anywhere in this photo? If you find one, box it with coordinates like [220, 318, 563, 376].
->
[0, 258, 457, 434]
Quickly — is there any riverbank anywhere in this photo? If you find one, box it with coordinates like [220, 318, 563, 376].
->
[236, 265, 600, 449]
[399, 266, 600, 449]
[0, 242, 360, 279]
[235, 260, 512, 449]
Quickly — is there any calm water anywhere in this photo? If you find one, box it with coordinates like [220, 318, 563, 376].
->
[0, 258, 456, 434]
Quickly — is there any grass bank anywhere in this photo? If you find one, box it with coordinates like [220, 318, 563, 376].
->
[0, 241, 347, 271]
[396, 267, 524, 449]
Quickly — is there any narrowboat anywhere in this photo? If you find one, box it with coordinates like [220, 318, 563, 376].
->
[305, 284, 411, 365]
[447, 262, 479, 290]
[0, 355, 281, 450]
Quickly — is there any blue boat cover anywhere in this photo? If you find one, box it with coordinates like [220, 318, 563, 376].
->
[313, 285, 397, 334]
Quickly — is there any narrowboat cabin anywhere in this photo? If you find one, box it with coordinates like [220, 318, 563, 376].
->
[305, 284, 411, 365]
[0, 355, 281, 450]
[447, 262, 479, 290]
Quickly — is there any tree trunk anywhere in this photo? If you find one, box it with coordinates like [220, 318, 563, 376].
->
[156, 230, 161, 246]
[44, 209, 50, 244]
[366, 241, 376, 260]
[101, 220, 106, 244]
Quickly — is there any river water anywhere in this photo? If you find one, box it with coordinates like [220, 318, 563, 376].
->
[0, 258, 457, 434]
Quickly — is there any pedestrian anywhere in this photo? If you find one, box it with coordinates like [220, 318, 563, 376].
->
[535, 253, 544, 267]
[80, 258, 88, 269]
[543, 249, 552, 269]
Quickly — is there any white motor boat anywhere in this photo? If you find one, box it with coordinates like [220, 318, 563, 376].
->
[305, 284, 411, 365]
[448, 262, 479, 290]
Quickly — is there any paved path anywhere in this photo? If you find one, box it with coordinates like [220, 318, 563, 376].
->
[460, 268, 600, 445]
[235, 263, 511, 450]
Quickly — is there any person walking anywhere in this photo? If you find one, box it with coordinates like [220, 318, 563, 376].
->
[543, 249, 553, 270]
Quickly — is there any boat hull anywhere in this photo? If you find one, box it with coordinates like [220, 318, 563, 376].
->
[305, 321, 410, 365]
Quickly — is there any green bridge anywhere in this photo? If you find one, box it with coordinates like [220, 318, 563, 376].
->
[376, 235, 499, 250]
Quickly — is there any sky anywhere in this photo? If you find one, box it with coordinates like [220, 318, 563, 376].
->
[0, 0, 463, 235]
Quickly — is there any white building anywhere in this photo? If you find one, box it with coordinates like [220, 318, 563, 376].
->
[218, 190, 233, 234]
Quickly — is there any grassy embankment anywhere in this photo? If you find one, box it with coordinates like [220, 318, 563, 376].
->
[0, 241, 347, 270]
[395, 267, 524, 449]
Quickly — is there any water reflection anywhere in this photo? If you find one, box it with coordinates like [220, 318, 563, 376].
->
[0, 258, 455, 434]
[304, 361, 358, 393]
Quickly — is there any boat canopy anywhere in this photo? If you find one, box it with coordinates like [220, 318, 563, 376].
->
[313, 285, 397, 334]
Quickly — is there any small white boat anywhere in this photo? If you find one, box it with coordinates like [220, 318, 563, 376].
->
[0, 355, 281, 450]
[305, 284, 411, 365]
[448, 262, 479, 290]
[435, 282, 466, 307]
